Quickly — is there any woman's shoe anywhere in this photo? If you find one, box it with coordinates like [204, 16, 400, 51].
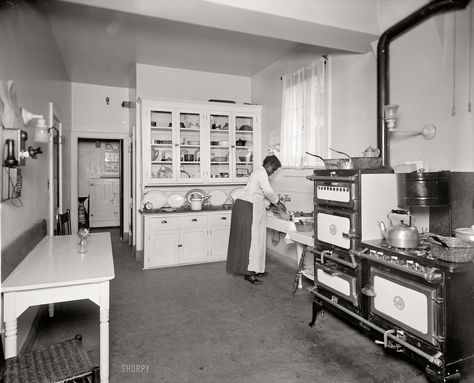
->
[255, 272, 268, 277]
[244, 275, 263, 285]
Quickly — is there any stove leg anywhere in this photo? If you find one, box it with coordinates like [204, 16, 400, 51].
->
[425, 367, 461, 383]
[309, 299, 323, 327]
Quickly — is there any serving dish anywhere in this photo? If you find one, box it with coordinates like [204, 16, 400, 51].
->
[239, 125, 252, 131]
[230, 187, 244, 203]
[155, 166, 173, 178]
[144, 190, 167, 209]
[208, 190, 227, 206]
[167, 193, 186, 208]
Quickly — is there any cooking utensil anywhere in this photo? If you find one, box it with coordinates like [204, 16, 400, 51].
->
[190, 194, 211, 211]
[185, 188, 206, 205]
[430, 235, 449, 248]
[305, 151, 352, 169]
[378, 209, 420, 249]
[455, 225, 474, 244]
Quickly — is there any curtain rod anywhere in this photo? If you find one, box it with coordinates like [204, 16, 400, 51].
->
[280, 55, 328, 80]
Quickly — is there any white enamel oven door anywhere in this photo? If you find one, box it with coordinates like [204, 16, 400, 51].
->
[368, 266, 442, 346]
[315, 207, 358, 250]
[314, 180, 358, 210]
[314, 263, 359, 307]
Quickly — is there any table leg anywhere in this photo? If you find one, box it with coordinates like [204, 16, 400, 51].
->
[99, 282, 110, 383]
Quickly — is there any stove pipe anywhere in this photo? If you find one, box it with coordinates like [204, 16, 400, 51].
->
[377, 0, 471, 167]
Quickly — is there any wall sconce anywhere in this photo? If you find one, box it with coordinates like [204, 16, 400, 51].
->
[384, 104, 436, 140]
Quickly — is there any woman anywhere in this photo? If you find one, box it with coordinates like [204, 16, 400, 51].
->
[226, 155, 284, 284]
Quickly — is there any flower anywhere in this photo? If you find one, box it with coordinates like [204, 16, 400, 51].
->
[78, 228, 90, 239]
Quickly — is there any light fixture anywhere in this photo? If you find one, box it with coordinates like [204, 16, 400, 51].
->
[384, 104, 399, 129]
[384, 104, 436, 140]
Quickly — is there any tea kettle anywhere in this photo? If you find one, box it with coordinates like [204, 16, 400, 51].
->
[378, 209, 420, 248]
[362, 146, 380, 158]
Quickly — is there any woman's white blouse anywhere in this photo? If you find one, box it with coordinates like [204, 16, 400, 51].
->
[242, 166, 279, 204]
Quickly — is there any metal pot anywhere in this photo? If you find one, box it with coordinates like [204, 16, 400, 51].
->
[305, 150, 353, 169]
[455, 225, 474, 244]
[378, 209, 420, 248]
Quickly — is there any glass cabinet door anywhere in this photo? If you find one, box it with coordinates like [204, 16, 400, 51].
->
[234, 114, 255, 181]
[209, 113, 231, 181]
[178, 110, 203, 183]
[149, 109, 175, 182]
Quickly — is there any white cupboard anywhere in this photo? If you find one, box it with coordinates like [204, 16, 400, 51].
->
[139, 99, 261, 186]
[143, 210, 232, 269]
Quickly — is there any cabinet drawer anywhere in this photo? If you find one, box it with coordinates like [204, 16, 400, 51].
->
[179, 215, 208, 227]
[150, 216, 179, 230]
[209, 213, 231, 226]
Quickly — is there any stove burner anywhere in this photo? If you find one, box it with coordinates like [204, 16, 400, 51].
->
[376, 240, 432, 258]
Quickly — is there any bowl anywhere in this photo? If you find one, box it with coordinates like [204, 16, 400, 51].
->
[455, 226, 474, 244]
[238, 156, 247, 162]
[212, 123, 222, 130]
[236, 139, 247, 146]
[239, 125, 252, 131]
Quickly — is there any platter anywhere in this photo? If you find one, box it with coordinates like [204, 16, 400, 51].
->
[208, 190, 227, 206]
[185, 188, 206, 204]
[144, 190, 167, 209]
[230, 187, 245, 203]
[167, 193, 186, 208]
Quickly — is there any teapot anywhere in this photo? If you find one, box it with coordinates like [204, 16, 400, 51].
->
[378, 209, 420, 248]
[190, 193, 211, 211]
[362, 146, 380, 158]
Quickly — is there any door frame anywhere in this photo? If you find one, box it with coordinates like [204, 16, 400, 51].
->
[71, 131, 130, 238]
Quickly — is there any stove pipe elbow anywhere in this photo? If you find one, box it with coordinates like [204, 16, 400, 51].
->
[377, 0, 471, 167]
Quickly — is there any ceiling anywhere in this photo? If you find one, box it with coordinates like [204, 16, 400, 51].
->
[45, 0, 380, 88]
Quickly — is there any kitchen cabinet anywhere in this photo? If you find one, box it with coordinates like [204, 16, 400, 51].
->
[139, 99, 261, 185]
[89, 178, 120, 228]
[143, 210, 232, 269]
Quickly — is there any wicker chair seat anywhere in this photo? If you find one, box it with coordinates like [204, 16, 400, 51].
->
[2, 336, 95, 383]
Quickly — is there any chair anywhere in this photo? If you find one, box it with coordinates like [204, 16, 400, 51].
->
[57, 209, 71, 235]
[1, 334, 100, 383]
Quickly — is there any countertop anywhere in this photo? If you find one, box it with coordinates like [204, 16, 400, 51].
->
[140, 205, 233, 215]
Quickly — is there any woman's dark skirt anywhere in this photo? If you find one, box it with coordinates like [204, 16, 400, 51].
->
[226, 199, 253, 275]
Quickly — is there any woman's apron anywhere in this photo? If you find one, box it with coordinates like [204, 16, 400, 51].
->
[238, 191, 267, 273]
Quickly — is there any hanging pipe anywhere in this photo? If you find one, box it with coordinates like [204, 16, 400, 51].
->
[377, 0, 471, 167]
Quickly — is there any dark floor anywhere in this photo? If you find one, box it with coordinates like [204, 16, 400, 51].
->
[31, 228, 474, 382]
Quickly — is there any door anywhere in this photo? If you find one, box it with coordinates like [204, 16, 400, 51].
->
[180, 228, 207, 264]
[209, 226, 230, 262]
[89, 178, 120, 227]
[147, 229, 180, 268]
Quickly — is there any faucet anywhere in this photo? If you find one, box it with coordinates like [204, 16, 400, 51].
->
[278, 194, 291, 203]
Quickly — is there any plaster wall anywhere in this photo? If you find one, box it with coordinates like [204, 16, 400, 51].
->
[0, 0, 71, 352]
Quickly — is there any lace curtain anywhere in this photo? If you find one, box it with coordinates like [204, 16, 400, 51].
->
[280, 57, 328, 167]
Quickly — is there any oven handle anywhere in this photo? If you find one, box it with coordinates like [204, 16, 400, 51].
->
[310, 248, 357, 269]
[311, 290, 444, 367]
[307, 175, 358, 182]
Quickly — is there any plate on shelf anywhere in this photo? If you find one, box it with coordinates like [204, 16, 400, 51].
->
[167, 193, 186, 208]
[161, 150, 172, 161]
[185, 188, 206, 204]
[230, 187, 245, 203]
[144, 190, 167, 209]
[151, 149, 160, 161]
[208, 190, 227, 206]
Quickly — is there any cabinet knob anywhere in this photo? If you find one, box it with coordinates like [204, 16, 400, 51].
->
[178, 244, 183, 247]
[161, 220, 167, 224]
[221, 217, 227, 220]
[192, 218, 197, 222]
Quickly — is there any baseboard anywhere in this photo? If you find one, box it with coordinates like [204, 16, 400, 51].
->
[135, 249, 144, 262]
[20, 305, 47, 353]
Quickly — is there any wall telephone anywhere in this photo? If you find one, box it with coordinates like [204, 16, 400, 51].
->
[2, 129, 27, 200]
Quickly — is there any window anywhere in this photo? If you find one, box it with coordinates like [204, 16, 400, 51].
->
[280, 57, 328, 168]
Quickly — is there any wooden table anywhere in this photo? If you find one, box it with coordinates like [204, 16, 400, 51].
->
[1, 232, 115, 383]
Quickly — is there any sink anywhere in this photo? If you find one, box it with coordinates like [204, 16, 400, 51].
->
[266, 211, 292, 233]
